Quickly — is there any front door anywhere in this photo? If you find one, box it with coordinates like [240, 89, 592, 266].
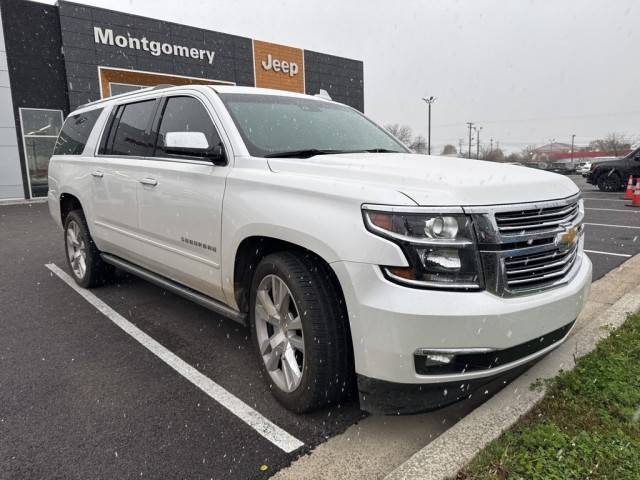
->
[136, 94, 229, 301]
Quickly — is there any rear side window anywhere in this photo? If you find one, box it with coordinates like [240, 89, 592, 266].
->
[155, 96, 221, 158]
[53, 108, 102, 156]
[105, 100, 157, 156]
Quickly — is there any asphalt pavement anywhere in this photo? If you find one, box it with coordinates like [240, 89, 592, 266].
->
[1, 174, 637, 479]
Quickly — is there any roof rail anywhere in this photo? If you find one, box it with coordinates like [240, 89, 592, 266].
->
[77, 84, 176, 110]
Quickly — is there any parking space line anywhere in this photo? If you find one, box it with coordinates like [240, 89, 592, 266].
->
[585, 222, 640, 229]
[584, 249, 632, 258]
[45, 263, 304, 454]
[582, 198, 628, 202]
[585, 208, 639, 213]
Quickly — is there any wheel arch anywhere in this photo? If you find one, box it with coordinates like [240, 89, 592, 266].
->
[232, 236, 347, 319]
[59, 192, 84, 225]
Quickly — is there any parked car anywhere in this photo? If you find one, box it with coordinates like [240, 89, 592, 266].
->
[47, 85, 592, 414]
[576, 162, 591, 176]
[587, 148, 640, 191]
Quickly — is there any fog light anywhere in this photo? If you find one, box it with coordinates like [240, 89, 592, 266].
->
[422, 352, 455, 367]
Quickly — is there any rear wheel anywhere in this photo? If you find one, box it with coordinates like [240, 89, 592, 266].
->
[64, 210, 112, 288]
[249, 251, 352, 413]
[597, 172, 622, 192]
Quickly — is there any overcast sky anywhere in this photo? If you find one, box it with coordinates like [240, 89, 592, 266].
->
[38, 0, 639, 153]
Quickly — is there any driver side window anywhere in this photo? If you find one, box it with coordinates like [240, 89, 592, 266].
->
[154, 96, 222, 159]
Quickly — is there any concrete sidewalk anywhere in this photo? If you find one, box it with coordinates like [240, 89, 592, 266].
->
[273, 254, 640, 480]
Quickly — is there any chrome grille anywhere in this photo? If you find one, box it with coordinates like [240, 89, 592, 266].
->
[494, 199, 580, 235]
[504, 242, 579, 291]
[467, 193, 584, 297]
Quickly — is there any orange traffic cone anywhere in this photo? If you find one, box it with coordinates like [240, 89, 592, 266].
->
[629, 180, 640, 208]
[624, 175, 635, 200]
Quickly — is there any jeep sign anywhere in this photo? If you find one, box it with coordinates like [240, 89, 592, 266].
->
[261, 54, 299, 77]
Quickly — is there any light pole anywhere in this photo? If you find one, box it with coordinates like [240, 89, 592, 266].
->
[466, 122, 474, 159]
[422, 96, 436, 155]
[570, 134, 576, 165]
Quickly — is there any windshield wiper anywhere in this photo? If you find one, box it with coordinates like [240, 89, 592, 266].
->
[357, 148, 404, 153]
[264, 149, 350, 158]
[264, 148, 405, 158]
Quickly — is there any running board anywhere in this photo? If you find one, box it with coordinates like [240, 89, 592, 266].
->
[101, 253, 247, 325]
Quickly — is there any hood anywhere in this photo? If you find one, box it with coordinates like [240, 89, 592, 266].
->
[267, 153, 579, 206]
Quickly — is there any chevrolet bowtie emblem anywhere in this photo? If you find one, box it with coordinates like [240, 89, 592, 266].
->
[556, 226, 578, 250]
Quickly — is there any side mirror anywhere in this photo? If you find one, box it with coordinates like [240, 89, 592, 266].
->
[163, 131, 226, 164]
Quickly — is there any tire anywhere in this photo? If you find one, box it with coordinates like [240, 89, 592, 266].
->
[597, 172, 622, 192]
[64, 210, 112, 288]
[249, 251, 353, 413]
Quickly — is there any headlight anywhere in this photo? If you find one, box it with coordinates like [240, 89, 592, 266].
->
[363, 206, 483, 290]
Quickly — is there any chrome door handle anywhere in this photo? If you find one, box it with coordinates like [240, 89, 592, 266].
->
[139, 177, 158, 186]
[91, 171, 104, 178]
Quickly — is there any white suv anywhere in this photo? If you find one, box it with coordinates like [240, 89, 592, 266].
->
[48, 85, 592, 414]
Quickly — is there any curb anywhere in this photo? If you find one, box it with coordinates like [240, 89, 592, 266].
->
[384, 255, 640, 480]
[0, 198, 47, 206]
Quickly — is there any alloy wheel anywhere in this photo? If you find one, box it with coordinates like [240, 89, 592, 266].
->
[66, 220, 87, 279]
[254, 274, 305, 393]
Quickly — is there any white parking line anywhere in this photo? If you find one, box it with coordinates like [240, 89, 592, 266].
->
[45, 263, 304, 454]
[585, 222, 640, 229]
[585, 207, 639, 213]
[584, 249, 632, 258]
[583, 198, 628, 202]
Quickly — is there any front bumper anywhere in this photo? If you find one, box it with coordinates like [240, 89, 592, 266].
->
[331, 254, 592, 412]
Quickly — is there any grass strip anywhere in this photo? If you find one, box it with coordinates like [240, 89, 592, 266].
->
[458, 313, 640, 480]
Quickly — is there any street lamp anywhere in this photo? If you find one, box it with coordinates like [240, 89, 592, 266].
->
[421, 96, 436, 155]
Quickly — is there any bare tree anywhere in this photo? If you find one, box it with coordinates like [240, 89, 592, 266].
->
[505, 152, 522, 163]
[441, 144, 457, 155]
[588, 133, 631, 155]
[384, 124, 413, 145]
[483, 148, 505, 162]
[520, 145, 537, 162]
[384, 124, 428, 154]
[410, 135, 427, 154]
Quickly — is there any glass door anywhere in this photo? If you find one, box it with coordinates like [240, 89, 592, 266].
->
[19, 108, 63, 198]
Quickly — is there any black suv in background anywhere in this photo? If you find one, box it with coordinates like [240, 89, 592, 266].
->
[587, 147, 640, 191]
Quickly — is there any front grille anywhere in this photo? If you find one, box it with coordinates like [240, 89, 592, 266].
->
[494, 199, 580, 235]
[504, 242, 579, 291]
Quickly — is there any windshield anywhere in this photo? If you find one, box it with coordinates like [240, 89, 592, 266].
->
[219, 93, 409, 157]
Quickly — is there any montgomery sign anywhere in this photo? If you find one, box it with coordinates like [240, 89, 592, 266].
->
[93, 26, 217, 64]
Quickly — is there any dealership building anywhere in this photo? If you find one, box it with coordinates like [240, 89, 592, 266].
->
[0, 0, 364, 201]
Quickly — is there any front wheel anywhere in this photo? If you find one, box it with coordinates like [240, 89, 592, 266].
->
[597, 172, 622, 192]
[249, 252, 353, 413]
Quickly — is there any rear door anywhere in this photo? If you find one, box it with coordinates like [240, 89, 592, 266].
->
[136, 93, 230, 301]
[92, 98, 159, 261]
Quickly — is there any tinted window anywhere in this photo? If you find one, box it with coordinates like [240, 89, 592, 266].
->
[156, 96, 221, 158]
[53, 109, 102, 156]
[109, 100, 157, 156]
